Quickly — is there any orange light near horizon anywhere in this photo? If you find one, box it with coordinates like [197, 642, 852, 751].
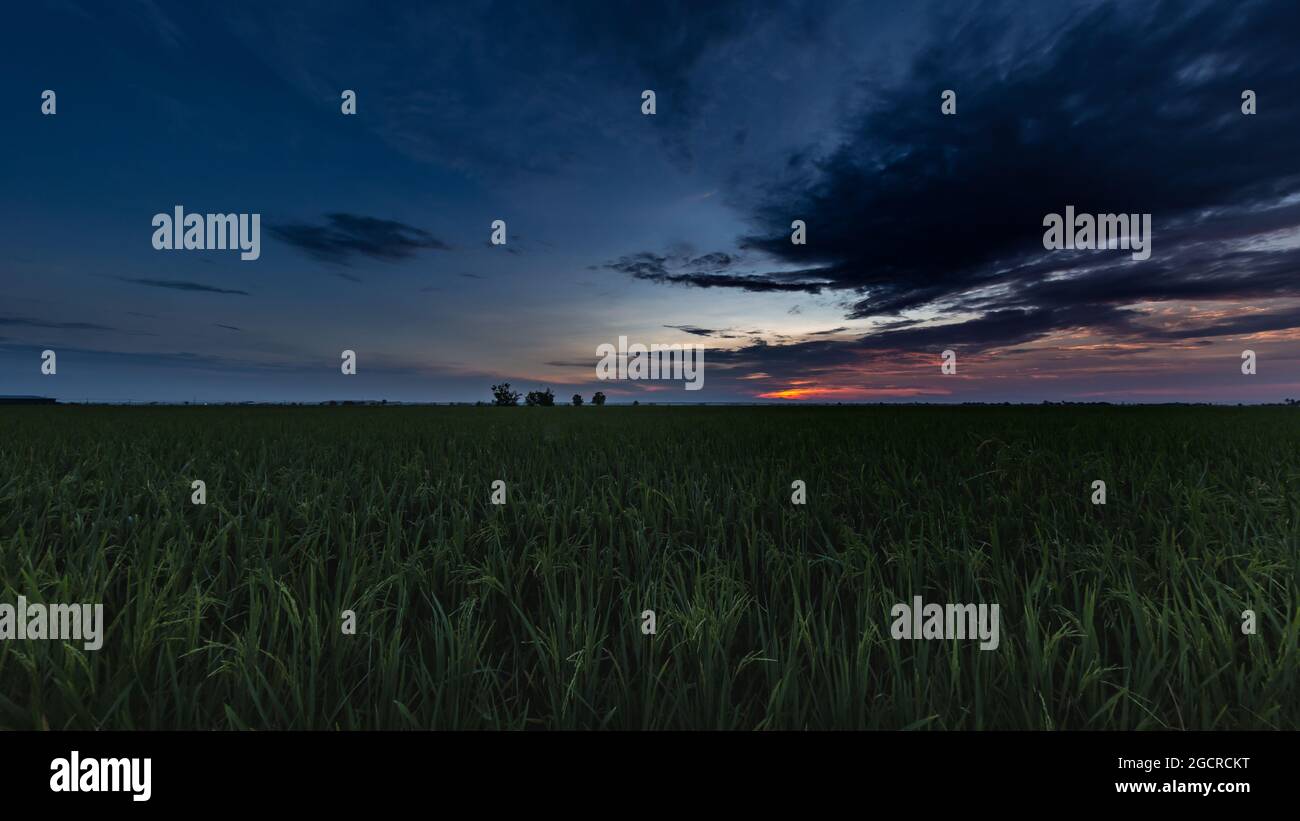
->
[757, 385, 949, 400]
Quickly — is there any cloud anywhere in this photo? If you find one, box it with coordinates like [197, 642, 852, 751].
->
[662, 324, 750, 339]
[119, 278, 250, 296]
[603, 251, 831, 292]
[0, 315, 122, 332]
[664, 324, 717, 337]
[214, 323, 241, 331]
[0, 343, 299, 375]
[269, 213, 450, 264]
[622, 1, 1300, 358]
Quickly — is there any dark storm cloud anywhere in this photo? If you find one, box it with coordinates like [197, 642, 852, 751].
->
[626, 0, 1300, 352]
[740, 2, 1300, 311]
[119, 278, 250, 296]
[269, 213, 450, 265]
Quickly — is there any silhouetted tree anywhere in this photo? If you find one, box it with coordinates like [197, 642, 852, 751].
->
[591, 391, 606, 406]
[491, 383, 520, 406]
[525, 387, 555, 406]
[571, 393, 583, 406]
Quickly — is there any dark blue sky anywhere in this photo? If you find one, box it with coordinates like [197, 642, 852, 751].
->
[3, 1, 1299, 403]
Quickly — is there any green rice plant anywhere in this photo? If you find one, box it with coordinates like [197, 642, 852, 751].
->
[0, 405, 1294, 729]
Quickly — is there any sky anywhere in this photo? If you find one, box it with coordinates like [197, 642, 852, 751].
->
[2, 0, 1299, 403]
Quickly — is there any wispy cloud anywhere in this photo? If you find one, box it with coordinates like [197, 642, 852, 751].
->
[119, 278, 250, 296]
[269, 213, 450, 265]
[0, 315, 139, 334]
[662, 324, 750, 339]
